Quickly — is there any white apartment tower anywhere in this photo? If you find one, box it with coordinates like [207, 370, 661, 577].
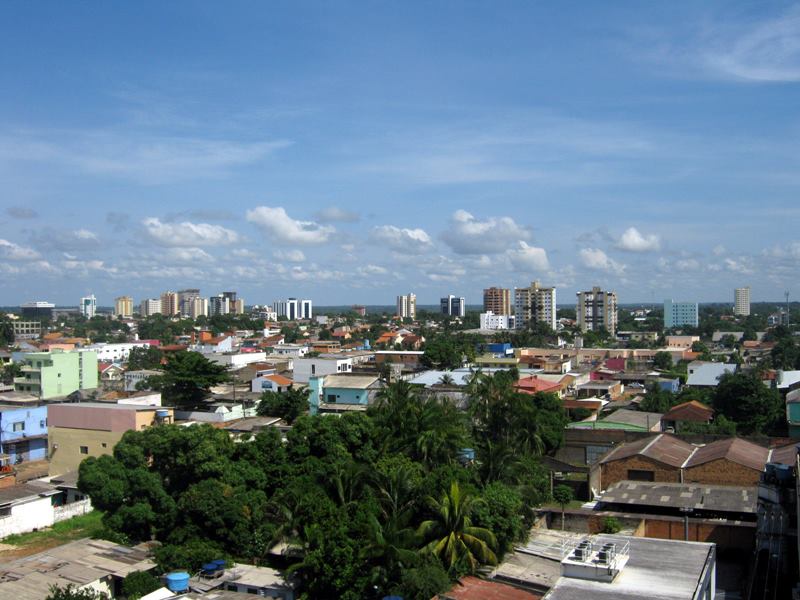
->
[140, 298, 162, 317]
[396, 293, 417, 320]
[514, 281, 557, 331]
[273, 298, 311, 320]
[734, 287, 751, 317]
[79, 294, 96, 318]
[576, 286, 618, 335]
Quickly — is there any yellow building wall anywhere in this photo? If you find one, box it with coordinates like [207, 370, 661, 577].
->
[48, 428, 124, 476]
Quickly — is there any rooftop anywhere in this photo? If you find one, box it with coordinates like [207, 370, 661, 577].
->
[441, 575, 542, 600]
[684, 437, 769, 471]
[686, 362, 736, 386]
[662, 400, 713, 423]
[597, 480, 757, 514]
[322, 374, 379, 389]
[599, 434, 695, 468]
[597, 409, 662, 430]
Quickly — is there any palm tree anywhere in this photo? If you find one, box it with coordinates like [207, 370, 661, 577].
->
[438, 373, 455, 386]
[417, 481, 498, 573]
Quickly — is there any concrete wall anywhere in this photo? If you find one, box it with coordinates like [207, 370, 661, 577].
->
[53, 498, 92, 522]
[323, 387, 368, 405]
[48, 428, 124, 476]
[0, 495, 53, 538]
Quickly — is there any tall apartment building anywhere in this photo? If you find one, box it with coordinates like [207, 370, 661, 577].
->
[514, 281, 557, 331]
[160, 291, 180, 316]
[79, 295, 96, 319]
[483, 287, 512, 316]
[210, 295, 230, 316]
[140, 298, 162, 317]
[178, 289, 201, 315]
[274, 298, 312, 320]
[114, 296, 133, 318]
[734, 287, 751, 316]
[440, 295, 466, 317]
[234, 298, 245, 315]
[576, 286, 618, 335]
[188, 296, 208, 319]
[396, 293, 417, 320]
[13, 349, 98, 399]
[663, 299, 699, 329]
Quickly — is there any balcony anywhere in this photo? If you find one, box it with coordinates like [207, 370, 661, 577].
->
[20, 365, 41, 373]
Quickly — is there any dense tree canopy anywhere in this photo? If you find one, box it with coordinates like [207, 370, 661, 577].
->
[145, 351, 229, 409]
[79, 375, 554, 599]
[712, 372, 784, 435]
[256, 387, 309, 424]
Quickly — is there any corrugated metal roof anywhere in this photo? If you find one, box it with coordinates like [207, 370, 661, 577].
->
[662, 400, 713, 423]
[600, 434, 695, 468]
[684, 437, 769, 471]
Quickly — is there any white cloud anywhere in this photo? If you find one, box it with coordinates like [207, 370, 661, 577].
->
[441, 210, 530, 254]
[357, 264, 389, 276]
[0, 239, 40, 261]
[166, 247, 214, 263]
[274, 249, 306, 262]
[314, 206, 360, 223]
[246, 206, 333, 245]
[507, 241, 550, 271]
[370, 225, 433, 252]
[579, 248, 626, 275]
[615, 227, 660, 252]
[712, 244, 726, 256]
[724, 257, 754, 274]
[142, 217, 239, 247]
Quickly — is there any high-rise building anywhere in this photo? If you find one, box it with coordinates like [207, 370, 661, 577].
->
[514, 281, 557, 331]
[140, 298, 162, 317]
[440, 295, 466, 317]
[274, 298, 297, 320]
[396, 293, 416, 320]
[734, 287, 751, 317]
[483, 287, 512, 316]
[188, 296, 208, 319]
[114, 296, 133, 319]
[210, 295, 230, 316]
[20, 301, 55, 320]
[160, 291, 180, 317]
[352, 305, 367, 317]
[79, 295, 96, 319]
[234, 298, 245, 315]
[300, 299, 312, 320]
[663, 299, 698, 329]
[576, 286, 618, 335]
[480, 311, 516, 330]
[178, 289, 201, 316]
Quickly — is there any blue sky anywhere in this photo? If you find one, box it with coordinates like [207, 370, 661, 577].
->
[1, 2, 799, 306]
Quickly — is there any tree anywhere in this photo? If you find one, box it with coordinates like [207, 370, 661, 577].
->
[127, 346, 163, 370]
[256, 387, 309, 424]
[121, 571, 162, 599]
[652, 351, 673, 370]
[147, 351, 229, 409]
[1, 361, 22, 385]
[318, 328, 333, 341]
[553, 485, 573, 531]
[417, 481, 498, 575]
[471, 482, 525, 555]
[712, 372, 784, 435]
[0, 317, 14, 346]
[46, 585, 109, 600]
[601, 516, 621, 534]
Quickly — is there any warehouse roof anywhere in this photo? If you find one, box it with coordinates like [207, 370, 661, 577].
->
[599, 434, 694, 468]
[597, 480, 756, 514]
[684, 437, 769, 471]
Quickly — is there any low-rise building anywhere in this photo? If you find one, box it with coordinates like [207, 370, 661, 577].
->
[686, 361, 737, 387]
[293, 356, 353, 383]
[13, 349, 98, 399]
[308, 374, 382, 414]
[124, 369, 162, 392]
[0, 403, 48, 463]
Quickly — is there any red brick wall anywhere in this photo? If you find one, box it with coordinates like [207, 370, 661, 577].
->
[601, 456, 681, 490]
[683, 458, 761, 486]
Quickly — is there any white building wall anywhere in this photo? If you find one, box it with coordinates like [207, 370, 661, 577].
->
[0, 496, 55, 539]
[293, 358, 353, 383]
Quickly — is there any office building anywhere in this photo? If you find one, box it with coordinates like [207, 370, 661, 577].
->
[734, 287, 751, 316]
[440, 295, 466, 317]
[20, 301, 55, 320]
[663, 299, 699, 329]
[114, 296, 133, 318]
[160, 291, 180, 316]
[178, 289, 201, 315]
[139, 298, 162, 317]
[210, 294, 230, 316]
[13, 349, 98, 399]
[576, 286, 618, 335]
[396, 293, 416, 320]
[514, 281, 557, 331]
[79, 295, 96, 319]
[483, 287, 512, 316]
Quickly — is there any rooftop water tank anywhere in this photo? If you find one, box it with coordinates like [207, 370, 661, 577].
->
[165, 572, 190, 593]
[211, 559, 226, 570]
[155, 409, 170, 419]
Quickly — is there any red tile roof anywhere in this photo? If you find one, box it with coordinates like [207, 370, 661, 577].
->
[515, 376, 562, 394]
[442, 577, 542, 600]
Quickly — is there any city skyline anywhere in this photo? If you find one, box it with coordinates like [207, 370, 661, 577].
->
[2, 3, 800, 304]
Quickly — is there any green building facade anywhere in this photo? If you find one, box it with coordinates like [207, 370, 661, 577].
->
[14, 349, 98, 399]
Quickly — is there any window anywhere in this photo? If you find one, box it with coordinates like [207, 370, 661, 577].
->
[79, 446, 89, 455]
[247, 588, 258, 594]
[101, 443, 107, 448]
[327, 394, 336, 403]
[40, 419, 45, 428]
[627, 469, 655, 482]
[12, 422, 24, 432]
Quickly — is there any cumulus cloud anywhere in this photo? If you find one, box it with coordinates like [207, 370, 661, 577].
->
[507, 241, 550, 271]
[246, 206, 333, 244]
[370, 225, 433, 252]
[357, 264, 389, 276]
[142, 217, 239, 247]
[166, 247, 214, 263]
[5, 206, 38, 219]
[274, 249, 306, 262]
[441, 210, 530, 254]
[579, 248, 626, 275]
[615, 227, 660, 252]
[29, 228, 102, 251]
[0, 239, 40, 260]
[314, 206, 360, 223]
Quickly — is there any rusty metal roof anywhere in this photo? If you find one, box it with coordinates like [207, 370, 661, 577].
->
[684, 437, 769, 471]
[600, 434, 695, 468]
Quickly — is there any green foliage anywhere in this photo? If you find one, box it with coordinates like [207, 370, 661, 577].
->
[471, 482, 525, 555]
[154, 538, 226, 573]
[392, 557, 451, 600]
[46, 585, 109, 600]
[137, 315, 194, 344]
[127, 346, 163, 370]
[601, 516, 622, 534]
[421, 334, 475, 369]
[652, 351, 673, 370]
[147, 351, 229, 409]
[1, 361, 22, 384]
[771, 336, 800, 370]
[256, 387, 309, 424]
[0, 316, 14, 346]
[712, 372, 784, 435]
[121, 571, 162, 599]
[553, 485, 573, 508]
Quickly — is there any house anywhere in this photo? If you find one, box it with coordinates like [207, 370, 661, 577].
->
[85, 342, 154, 363]
[515, 375, 565, 397]
[569, 409, 662, 433]
[0, 404, 48, 464]
[374, 350, 425, 369]
[191, 335, 235, 354]
[686, 361, 737, 387]
[308, 374, 383, 414]
[252, 372, 294, 394]
[0, 538, 155, 598]
[184, 563, 294, 599]
[0, 476, 92, 539]
[98, 362, 125, 388]
[786, 388, 800, 437]
[576, 380, 622, 399]
[13, 349, 98, 399]
[661, 400, 713, 432]
[293, 356, 353, 383]
[48, 403, 174, 476]
[683, 437, 770, 486]
[124, 369, 161, 392]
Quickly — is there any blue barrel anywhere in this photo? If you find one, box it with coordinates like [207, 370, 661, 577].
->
[202, 562, 218, 574]
[165, 572, 190, 593]
[212, 559, 226, 570]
